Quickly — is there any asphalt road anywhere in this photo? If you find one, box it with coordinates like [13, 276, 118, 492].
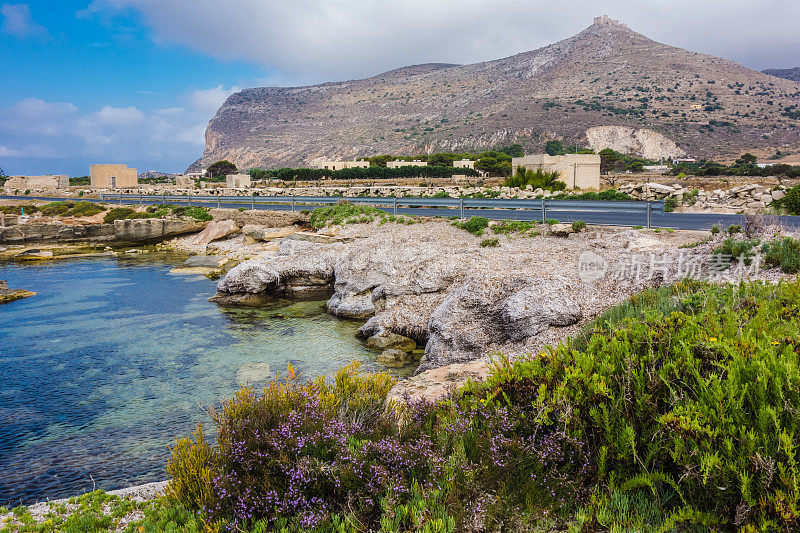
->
[4, 195, 798, 231]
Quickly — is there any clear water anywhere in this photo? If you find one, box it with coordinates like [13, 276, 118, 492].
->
[0, 255, 399, 506]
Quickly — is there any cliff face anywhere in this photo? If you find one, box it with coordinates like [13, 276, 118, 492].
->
[192, 18, 800, 170]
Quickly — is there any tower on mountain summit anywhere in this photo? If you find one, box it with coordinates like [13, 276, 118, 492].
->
[593, 15, 627, 27]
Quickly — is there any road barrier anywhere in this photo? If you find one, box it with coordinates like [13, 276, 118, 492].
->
[98, 193, 664, 228]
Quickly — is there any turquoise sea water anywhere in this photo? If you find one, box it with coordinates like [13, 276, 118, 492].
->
[0, 256, 395, 506]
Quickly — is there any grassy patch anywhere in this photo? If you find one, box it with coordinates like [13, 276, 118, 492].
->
[480, 237, 499, 247]
[309, 203, 385, 229]
[491, 220, 537, 235]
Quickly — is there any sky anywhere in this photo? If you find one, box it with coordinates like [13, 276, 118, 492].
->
[1, 0, 799, 176]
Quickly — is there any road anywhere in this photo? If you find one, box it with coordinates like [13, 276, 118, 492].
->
[3, 195, 797, 231]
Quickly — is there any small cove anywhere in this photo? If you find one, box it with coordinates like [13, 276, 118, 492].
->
[0, 254, 407, 506]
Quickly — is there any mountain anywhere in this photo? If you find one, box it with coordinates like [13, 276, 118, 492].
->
[193, 16, 800, 170]
[763, 67, 800, 82]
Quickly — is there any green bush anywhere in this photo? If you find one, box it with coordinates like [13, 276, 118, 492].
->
[664, 197, 676, 212]
[0, 204, 38, 215]
[762, 236, 800, 273]
[452, 216, 489, 236]
[480, 237, 499, 247]
[505, 167, 566, 191]
[39, 201, 104, 217]
[572, 220, 586, 232]
[545, 219, 559, 225]
[103, 208, 152, 223]
[728, 224, 742, 235]
[776, 185, 800, 215]
[711, 237, 759, 268]
[711, 225, 721, 235]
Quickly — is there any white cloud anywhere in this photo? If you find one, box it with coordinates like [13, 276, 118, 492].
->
[1, 3, 49, 40]
[83, 0, 800, 82]
[0, 86, 239, 174]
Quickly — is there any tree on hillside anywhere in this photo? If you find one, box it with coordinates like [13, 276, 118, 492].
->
[0, 165, 6, 185]
[599, 148, 620, 173]
[499, 144, 525, 158]
[735, 153, 757, 166]
[545, 140, 566, 156]
[207, 160, 238, 178]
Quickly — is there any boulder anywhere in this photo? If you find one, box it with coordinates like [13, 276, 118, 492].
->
[190, 219, 240, 245]
[420, 276, 581, 372]
[242, 225, 298, 242]
[284, 232, 350, 244]
[386, 360, 489, 406]
[366, 333, 416, 352]
[14, 249, 54, 260]
[114, 219, 207, 243]
[548, 223, 575, 237]
[211, 240, 342, 303]
[376, 348, 416, 367]
[184, 254, 224, 268]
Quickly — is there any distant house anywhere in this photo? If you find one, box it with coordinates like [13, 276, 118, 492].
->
[386, 160, 428, 168]
[452, 159, 485, 178]
[186, 171, 205, 180]
[90, 164, 138, 189]
[317, 160, 370, 171]
[226, 173, 252, 188]
[511, 154, 601, 189]
[672, 158, 697, 165]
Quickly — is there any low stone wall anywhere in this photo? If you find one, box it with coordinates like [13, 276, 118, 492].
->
[618, 182, 786, 212]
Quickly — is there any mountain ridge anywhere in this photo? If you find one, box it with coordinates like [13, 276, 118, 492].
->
[193, 17, 800, 170]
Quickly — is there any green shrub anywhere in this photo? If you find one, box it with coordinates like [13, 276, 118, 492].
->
[572, 220, 586, 232]
[728, 224, 742, 235]
[39, 201, 104, 217]
[452, 216, 489, 236]
[711, 225, 721, 235]
[480, 237, 499, 247]
[103, 208, 152, 223]
[776, 185, 800, 215]
[664, 197, 676, 212]
[545, 219, 559, 225]
[762, 236, 800, 273]
[505, 167, 566, 191]
[711, 237, 759, 268]
[183, 206, 213, 221]
[0, 204, 38, 215]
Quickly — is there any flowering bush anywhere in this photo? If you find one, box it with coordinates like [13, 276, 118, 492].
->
[168, 280, 800, 531]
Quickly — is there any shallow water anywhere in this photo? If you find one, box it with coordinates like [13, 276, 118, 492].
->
[0, 255, 401, 506]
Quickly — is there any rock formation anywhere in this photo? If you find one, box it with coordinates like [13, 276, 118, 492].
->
[194, 17, 800, 170]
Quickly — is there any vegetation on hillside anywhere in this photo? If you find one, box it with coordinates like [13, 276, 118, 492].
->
[309, 203, 416, 229]
[103, 204, 212, 223]
[39, 201, 104, 217]
[671, 153, 800, 178]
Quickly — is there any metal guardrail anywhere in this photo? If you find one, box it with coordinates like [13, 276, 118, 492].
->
[99, 193, 665, 228]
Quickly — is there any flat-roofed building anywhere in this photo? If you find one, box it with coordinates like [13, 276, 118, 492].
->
[386, 160, 428, 168]
[90, 164, 138, 189]
[226, 173, 252, 188]
[3, 175, 69, 191]
[511, 154, 601, 189]
[317, 160, 370, 171]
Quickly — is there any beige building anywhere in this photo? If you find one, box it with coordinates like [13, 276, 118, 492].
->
[226, 173, 252, 188]
[511, 154, 601, 189]
[387, 160, 428, 168]
[317, 160, 370, 171]
[3, 175, 69, 191]
[175, 175, 196, 188]
[90, 164, 138, 189]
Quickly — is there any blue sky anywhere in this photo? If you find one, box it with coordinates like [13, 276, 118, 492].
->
[2, 0, 799, 176]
